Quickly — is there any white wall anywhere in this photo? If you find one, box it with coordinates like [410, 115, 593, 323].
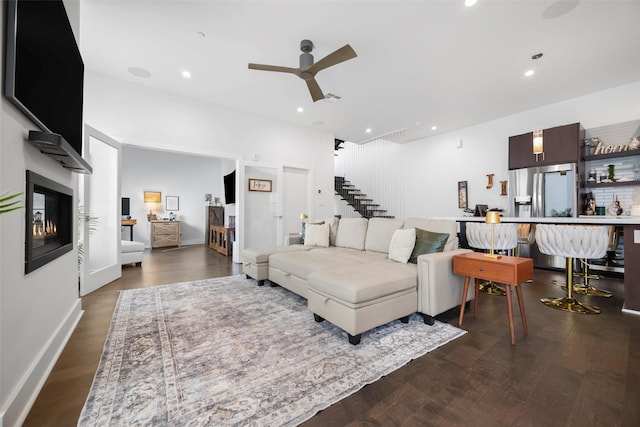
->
[121, 145, 224, 246]
[401, 81, 640, 218]
[0, 2, 83, 426]
[83, 71, 336, 221]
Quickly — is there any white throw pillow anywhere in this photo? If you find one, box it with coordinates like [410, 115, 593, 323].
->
[304, 223, 330, 247]
[388, 228, 416, 263]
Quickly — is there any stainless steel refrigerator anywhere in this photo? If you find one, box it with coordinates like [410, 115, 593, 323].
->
[508, 163, 578, 268]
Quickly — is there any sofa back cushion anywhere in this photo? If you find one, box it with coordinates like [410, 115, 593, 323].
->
[325, 217, 340, 246]
[404, 218, 458, 251]
[364, 218, 405, 253]
[335, 218, 369, 250]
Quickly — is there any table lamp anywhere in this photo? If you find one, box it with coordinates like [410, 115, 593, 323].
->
[300, 213, 308, 234]
[484, 211, 502, 259]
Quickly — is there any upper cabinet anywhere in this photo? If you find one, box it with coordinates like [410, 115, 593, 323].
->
[508, 122, 583, 169]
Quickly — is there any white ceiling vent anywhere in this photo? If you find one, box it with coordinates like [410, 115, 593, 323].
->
[355, 128, 407, 145]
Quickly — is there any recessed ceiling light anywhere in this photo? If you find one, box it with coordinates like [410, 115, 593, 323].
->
[127, 67, 151, 78]
[181, 70, 192, 79]
[297, 107, 304, 113]
[524, 69, 535, 77]
[365, 128, 372, 133]
[465, 0, 478, 7]
[431, 125, 437, 130]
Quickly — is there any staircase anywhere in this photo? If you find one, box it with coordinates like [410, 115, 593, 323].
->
[335, 176, 394, 219]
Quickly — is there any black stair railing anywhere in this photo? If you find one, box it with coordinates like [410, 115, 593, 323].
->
[334, 176, 394, 219]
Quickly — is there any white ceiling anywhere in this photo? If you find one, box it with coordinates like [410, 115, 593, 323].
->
[79, 0, 640, 144]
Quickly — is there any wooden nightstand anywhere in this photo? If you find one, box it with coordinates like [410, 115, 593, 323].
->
[150, 221, 180, 248]
[453, 252, 533, 345]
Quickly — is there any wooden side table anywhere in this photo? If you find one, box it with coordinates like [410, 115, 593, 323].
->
[121, 219, 137, 241]
[453, 252, 533, 345]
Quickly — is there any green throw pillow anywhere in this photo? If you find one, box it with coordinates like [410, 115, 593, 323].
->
[408, 228, 450, 264]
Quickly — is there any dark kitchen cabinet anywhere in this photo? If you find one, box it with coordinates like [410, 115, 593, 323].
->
[508, 122, 582, 169]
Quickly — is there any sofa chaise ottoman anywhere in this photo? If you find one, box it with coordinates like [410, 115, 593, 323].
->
[121, 240, 144, 266]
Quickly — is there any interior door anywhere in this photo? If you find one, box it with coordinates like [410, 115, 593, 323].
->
[238, 162, 280, 257]
[79, 125, 121, 296]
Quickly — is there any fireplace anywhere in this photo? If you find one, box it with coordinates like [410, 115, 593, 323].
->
[25, 171, 73, 274]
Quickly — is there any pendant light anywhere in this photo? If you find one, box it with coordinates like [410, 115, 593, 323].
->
[531, 53, 544, 160]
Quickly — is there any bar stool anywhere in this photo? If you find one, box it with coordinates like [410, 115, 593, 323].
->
[516, 223, 534, 256]
[535, 224, 608, 314]
[466, 222, 518, 295]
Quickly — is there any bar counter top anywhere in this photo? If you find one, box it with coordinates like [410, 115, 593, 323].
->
[448, 216, 640, 225]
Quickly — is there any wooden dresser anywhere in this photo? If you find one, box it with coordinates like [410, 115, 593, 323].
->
[151, 221, 180, 248]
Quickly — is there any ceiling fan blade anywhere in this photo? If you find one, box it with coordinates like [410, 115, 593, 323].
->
[308, 44, 357, 74]
[248, 63, 301, 76]
[306, 78, 325, 102]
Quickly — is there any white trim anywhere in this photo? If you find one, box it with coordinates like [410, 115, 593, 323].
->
[0, 301, 83, 427]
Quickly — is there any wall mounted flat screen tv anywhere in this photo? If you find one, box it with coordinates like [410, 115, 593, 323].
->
[4, 0, 84, 156]
[224, 170, 236, 204]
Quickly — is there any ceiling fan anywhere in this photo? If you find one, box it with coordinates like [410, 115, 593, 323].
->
[248, 39, 357, 102]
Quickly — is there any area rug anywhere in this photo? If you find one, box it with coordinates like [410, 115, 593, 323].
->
[79, 275, 466, 426]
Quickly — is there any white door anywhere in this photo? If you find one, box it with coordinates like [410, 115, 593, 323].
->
[79, 125, 121, 296]
[239, 162, 280, 253]
[283, 167, 310, 242]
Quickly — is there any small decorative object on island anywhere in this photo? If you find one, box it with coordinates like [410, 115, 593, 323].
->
[484, 211, 502, 260]
[486, 173, 494, 189]
[629, 136, 640, 150]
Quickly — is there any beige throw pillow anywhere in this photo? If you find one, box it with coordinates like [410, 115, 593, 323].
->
[304, 223, 330, 247]
[388, 228, 416, 264]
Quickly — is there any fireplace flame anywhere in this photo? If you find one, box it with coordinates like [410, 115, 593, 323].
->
[33, 219, 57, 239]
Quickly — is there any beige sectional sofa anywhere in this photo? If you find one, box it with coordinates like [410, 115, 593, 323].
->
[242, 217, 472, 344]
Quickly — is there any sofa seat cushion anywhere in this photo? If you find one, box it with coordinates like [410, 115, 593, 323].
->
[364, 218, 404, 253]
[308, 260, 417, 305]
[335, 218, 369, 250]
[269, 250, 357, 280]
[307, 247, 388, 263]
[242, 245, 308, 264]
[121, 240, 145, 254]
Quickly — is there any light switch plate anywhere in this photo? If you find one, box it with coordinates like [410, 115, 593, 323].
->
[635, 230, 640, 243]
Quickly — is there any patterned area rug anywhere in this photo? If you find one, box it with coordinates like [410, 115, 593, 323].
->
[79, 275, 465, 426]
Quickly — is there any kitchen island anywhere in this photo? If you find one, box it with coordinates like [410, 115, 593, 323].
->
[451, 216, 640, 314]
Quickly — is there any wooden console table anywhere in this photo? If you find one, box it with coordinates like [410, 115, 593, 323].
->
[209, 225, 234, 256]
[121, 219, 137, 241]
[453, 252, 533, 345]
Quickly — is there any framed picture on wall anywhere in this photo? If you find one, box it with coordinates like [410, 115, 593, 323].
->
[248, 178, 272, 192]
[166, 196, 179, 211]
[458, 181, 468, 209]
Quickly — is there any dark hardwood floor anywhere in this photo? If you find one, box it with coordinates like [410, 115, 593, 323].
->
[24, 245, 640, 426]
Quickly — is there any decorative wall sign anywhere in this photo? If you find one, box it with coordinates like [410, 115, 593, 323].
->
[248, 178, 272, 192]
[458, 181, 468, 209]
[166, 196, 179, 211]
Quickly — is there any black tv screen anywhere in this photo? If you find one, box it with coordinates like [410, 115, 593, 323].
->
[121, 197, 130, 216]
[224, 170, 236, 204]
[4, 0, 84, 155]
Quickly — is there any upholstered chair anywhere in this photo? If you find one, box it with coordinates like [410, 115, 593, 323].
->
[535, 224, 609, 314]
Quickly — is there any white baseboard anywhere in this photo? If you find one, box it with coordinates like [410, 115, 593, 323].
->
[0, 300, 83, 427]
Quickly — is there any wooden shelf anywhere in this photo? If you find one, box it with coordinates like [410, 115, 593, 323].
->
[584, 150, 640, 162]
[584, 180, 640, 188]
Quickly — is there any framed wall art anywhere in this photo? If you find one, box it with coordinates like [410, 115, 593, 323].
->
[166, 196, 179, 211]
[458, 181, 468, 209]
[248, 178, 272, 192]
